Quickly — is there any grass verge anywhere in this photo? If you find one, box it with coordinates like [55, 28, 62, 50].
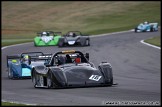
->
[144, 36, 161, 47]
[1, 102, 29, 106]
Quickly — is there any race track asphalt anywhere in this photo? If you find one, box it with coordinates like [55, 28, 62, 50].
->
[1, 30, 161, 105]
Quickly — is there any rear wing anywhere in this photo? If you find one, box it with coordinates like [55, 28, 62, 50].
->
[64, 31, 89, 37]
[7, 55, 21, 67]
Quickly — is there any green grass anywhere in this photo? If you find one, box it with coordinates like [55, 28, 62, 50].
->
[2, 102, 29, 106]
[144, 36, 161, 47]
[2, 1, 160, 46]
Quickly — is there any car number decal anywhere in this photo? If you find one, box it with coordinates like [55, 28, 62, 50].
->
[89, 75, 102, 81]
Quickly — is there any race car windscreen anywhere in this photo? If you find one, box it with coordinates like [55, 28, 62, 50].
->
[67, 31, 81, 37]
[54, 52, 88, 65]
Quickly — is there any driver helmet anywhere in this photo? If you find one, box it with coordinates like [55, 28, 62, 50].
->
[56, 55, 65, 65]
[69, 32, 73, 36]
[144, 21, 148, 24]
[75, 55, 81, 63]
[22, 55, 29, 64]
[75, 58, 81, 63]
[42, 32, 47, 36]
[24, 55, 29, 61]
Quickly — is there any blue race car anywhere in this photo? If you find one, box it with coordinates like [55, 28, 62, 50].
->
[135, 21, 158, 32]
[7, 52, 51, 79]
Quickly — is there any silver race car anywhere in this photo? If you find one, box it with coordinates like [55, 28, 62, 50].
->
[58, 31, 90, 47]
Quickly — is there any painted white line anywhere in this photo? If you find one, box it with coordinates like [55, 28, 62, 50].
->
[140, 40, 161, 49]
[2, 99, 37, 105]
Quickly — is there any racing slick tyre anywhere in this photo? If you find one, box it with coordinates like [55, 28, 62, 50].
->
[79, 38, 85, 47]
[80, 41, 84, 47]
[39, 75, 44, 87]
[80, 38, 88, 47]
[98, 64, 113, 86]
[135, 28, 138, 32]
[85, 39, 90, 46]
[105, 65, 113, 86]
[150, 26, 154, 32]
[58, 42, 63, 47]
[8, 67, 13, 79]
[32, 71, 38, 88]
[58, 39, 64, 47]
[47, 71, 53, 88]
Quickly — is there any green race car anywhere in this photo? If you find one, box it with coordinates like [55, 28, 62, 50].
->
[34, 31, 62, 46]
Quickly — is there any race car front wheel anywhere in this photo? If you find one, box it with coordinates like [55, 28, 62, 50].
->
[98, 64, 113, 86]
[150, 27, 154, 32]
[8, 67, 13, 79]
[58, 42, 63, 47]
[47, 72, 53, 88]
[32, 76, 36, 88]
[85, 39, 90, 46]
[32, 71, 38, 88]
[135, 28, 138, 32]
[58, 39, 64, 47]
